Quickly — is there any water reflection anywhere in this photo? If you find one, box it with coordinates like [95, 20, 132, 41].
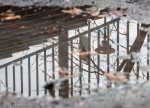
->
[0, 6, 149, 98]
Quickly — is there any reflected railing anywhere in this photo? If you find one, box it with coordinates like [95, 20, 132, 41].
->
[0, 17, 149, 98]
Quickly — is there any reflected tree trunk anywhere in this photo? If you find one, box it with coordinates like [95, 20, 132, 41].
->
[58, 30, 69, 98]
[118, 26, 147, 79]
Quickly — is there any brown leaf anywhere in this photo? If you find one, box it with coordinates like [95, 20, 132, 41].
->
[62, 8, 82, 16]
[0, 10, 21, 21]
[0, 10, 14, 17]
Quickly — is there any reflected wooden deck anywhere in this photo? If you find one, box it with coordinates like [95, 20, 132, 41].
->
[0, 6, 93, 59]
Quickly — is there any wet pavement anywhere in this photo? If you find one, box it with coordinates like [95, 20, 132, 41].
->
[0, 1, 150, 108]
[0, 82, 150, 108]
[1, 0, 150, 25]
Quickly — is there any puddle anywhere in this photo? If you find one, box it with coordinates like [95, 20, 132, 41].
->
[0, 4, 149, 98]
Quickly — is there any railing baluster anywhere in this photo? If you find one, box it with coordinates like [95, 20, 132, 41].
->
[136, 23, 140, 80]
[127, 21, 130, 54]
[28, 57, 31, 96]
[107, 24, 110, 73]
[117, 21, 120, 71]
[36, 54, 39, 95]
[44, 50, 47, 94]
[5, 66, 8, 92]
[20, 60, 23, 95]
[13, 66, 16, 92]
[52, 42, 55, 97]
[97, 29, 100, 85]
[79, 35, 82, 95]
[52, 43, 55, 79]
[147, 34, 150, 80]
[70, 40, 73, 96]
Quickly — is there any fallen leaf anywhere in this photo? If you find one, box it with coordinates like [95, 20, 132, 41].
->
[0, 10, 21, 21]
[62, 8, 82, 17]
[0, 10, 14, 17]
[1, 15, 21, 21]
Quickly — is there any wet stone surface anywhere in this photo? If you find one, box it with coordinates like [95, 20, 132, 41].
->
[1, 82, 150, 108]
[1, 0, 150, 29]
[0, 0, 150, 108]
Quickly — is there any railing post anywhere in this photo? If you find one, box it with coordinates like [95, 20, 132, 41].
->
[58, 29, 69, 98]
[88, 21, 91, 94]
